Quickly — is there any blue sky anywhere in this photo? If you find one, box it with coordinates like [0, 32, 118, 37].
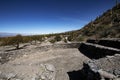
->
[0, 0, 118, 34]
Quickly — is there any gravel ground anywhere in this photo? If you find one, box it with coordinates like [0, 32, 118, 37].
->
[0, 43, 90, 80]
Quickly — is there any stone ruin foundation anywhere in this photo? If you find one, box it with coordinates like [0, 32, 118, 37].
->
[68, 38, 120, 80]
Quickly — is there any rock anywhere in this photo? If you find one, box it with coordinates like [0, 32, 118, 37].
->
[45, 64, 55, 72]
[39, 64, 56, 80]
[10, 78, 21, 80]
[0, 73, 16, 80]
[98, 69, 116, 79]
[114, 69, 120, 76]
[6, 73, 16, 79]
[81, 54, 120, 80]
[84, 60, 99, 73]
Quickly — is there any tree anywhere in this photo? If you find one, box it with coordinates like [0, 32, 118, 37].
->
[11, 34, 23, 49]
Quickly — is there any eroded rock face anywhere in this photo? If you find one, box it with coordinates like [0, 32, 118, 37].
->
[0, 64, 56, 80]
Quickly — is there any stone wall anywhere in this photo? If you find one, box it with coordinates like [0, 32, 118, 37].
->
[79, 42, 120, 59]
[87, 38, 120, 49]
[74, 38, 120, 80]
[81, 54, 120, 80]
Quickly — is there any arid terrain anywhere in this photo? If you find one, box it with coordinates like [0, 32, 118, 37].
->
[0, 38, 120, 80]
[0, 42, 90, 80]
[0, 2, 120, 80]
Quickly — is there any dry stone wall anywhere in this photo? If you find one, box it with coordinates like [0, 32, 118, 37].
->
[75, 38, 120, 80]
[87, 38, 120, 49]
[79, 42, 120, 59]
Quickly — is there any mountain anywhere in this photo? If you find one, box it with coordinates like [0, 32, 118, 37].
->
[64, 3, 120, 41]
[0, 32, 17, 37]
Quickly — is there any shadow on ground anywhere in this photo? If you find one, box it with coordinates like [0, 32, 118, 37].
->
[67, 69, 86, 80]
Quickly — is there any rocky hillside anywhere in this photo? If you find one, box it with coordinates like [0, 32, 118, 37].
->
[66, 3, 120, 40]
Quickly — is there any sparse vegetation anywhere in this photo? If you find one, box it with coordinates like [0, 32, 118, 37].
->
[68, 35, 73, 41]
[49, 39, 56, 43]
[54, 35, 62, 41]
[76, 36, 85, 41]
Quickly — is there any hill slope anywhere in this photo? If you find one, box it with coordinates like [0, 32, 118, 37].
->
[66, 3, 120, 40]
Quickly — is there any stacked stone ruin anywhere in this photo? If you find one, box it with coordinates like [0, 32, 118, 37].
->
[78, 38, 120, 80]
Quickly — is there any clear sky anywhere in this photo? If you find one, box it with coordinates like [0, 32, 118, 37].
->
[0, 0, 118, 34]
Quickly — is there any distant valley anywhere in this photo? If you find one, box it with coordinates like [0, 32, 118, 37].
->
[0, 32, 17, 37]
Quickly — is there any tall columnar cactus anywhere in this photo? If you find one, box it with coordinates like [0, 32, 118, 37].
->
[110, 9, 113, 26]
[116, 0, 119, 8]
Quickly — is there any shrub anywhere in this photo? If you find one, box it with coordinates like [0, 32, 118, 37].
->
[49, 39, 56, 43]
[1, 37, 11, 46]
[77, 36, 84, 41]
[30, 35, 42, 44]
[54, 35, 61, 41]
[68, 35, 73, 41]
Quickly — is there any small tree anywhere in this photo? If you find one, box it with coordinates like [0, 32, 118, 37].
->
[11, 34, 23, 49]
